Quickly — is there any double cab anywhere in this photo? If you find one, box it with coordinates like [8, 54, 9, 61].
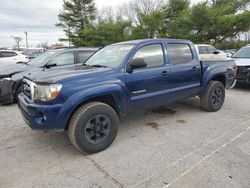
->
[18, 39, 236, 154]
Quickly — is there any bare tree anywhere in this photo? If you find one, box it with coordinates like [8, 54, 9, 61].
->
[37, 41, 49, 51]
[118, 0, 165, 26]
[98, 6, 115, 21]
[41, 41, 49, 50]
[11, 36, 22, 50]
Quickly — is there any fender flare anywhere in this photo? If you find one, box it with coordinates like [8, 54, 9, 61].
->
[201, 71, 226, 96]
[56, 84, 127, 129]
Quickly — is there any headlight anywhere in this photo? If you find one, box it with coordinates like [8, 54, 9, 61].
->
[33, 84, 62, 102]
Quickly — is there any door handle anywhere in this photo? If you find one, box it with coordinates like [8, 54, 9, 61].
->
[162, 70, 169, 76]
[192, 67, 197, 71]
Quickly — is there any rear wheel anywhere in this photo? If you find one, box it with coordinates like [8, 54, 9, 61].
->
[200, 81, 225, 112]
[68, 102, 119, 154]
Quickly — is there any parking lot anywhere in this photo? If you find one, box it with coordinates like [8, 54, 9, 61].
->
[0, 86, 250, 188]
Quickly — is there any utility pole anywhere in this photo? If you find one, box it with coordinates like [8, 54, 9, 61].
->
[24, 31, 28, 50]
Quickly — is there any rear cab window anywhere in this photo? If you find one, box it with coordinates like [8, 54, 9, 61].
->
[198, 46, 208, 54]
[207, 45, 217, 54]
[167, 43, 193, 65]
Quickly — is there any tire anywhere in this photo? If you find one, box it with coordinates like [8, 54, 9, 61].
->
[200, 81, 225, 112]
[68, 102, 119, 154]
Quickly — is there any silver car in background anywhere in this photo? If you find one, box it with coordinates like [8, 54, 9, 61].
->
[231, 45, 250, 85]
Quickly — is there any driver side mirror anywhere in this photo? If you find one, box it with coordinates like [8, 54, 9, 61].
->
[213, 51, 220, 55]
[44, 62, 57, 68]
[127, 58, 147, 73]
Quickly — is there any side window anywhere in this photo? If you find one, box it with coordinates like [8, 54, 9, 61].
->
[1, 52, 17, 57]
[207, 46, 217, 54]
[198, 46, 208, 54]
[10, 52, 18, 57]
[167, 43, 193, 65]
[49, 52, 75, 66]
[78, 51, 95, 64]
[131, 44, 164, 68]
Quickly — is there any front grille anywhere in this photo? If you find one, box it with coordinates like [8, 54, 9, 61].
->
[22, 79, 33, 100]
[237, 66, 250, 77]
[236, 66, 250, 83]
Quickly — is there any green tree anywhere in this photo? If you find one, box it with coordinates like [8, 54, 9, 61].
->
[163, 0, 191, 38]
[189, 0, 250, 44]
[56, 0, 250, 47]
[96, 18, 132, 46]
[56, 0, 96, 46]
[131, 11, 166, 39]
[77, 18, 132, 46]
[164, 0, 250, 44]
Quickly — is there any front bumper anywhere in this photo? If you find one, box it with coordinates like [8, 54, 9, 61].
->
[0, 79, 14, 104]
[236, 66, 250, 84]
[18, 93, 64, 131]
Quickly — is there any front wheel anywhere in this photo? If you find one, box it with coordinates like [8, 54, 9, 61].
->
[200, 81, 225, 112]
[68, 102, 119, 154]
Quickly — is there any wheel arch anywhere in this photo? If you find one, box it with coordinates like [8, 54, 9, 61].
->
[201, 73, 226, 96]
[65, 94, 121, 130]
[57, 84, 127, 130]
[211, 75, 226, 87]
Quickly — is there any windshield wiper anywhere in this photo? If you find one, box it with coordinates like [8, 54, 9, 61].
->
[90, 64, 107, 68]
[82, 63, 90, 67]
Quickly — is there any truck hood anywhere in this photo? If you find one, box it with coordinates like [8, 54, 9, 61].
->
[25, 66, 110, 84]
[232, 58, 250, 66]
[0, 63, 30, 77]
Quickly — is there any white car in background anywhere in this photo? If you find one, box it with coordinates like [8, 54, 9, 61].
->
[195, 44, 228, 61]
[0, 50, 29, 68]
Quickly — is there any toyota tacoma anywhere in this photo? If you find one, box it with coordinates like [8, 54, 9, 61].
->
[18, 39, 236, 154]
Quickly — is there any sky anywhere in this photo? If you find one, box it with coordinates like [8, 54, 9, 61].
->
[0, 0, 200, 48]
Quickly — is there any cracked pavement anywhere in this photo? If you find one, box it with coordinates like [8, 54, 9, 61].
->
[0, 86, 250, 188]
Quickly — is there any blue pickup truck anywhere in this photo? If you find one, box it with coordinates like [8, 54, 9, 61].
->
[18, 39, 236, 153]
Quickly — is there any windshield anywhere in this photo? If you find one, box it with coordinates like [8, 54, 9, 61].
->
[28, 51, 56, 65]
[232, 47, 250, 58]
[85, 44, 134, 68]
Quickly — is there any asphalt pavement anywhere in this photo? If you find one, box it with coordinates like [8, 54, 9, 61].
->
[1, 86, 250, 188]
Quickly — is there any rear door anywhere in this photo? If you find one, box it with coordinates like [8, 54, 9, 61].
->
[125, 43, 171, 111]
[166, 43, 201, 102]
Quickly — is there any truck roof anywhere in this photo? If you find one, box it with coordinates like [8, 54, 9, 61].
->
[112, 38, 192, 45]
[45, 47, 99, 53]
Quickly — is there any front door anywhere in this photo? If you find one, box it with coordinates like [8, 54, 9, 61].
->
[125, 43, 171, 112]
